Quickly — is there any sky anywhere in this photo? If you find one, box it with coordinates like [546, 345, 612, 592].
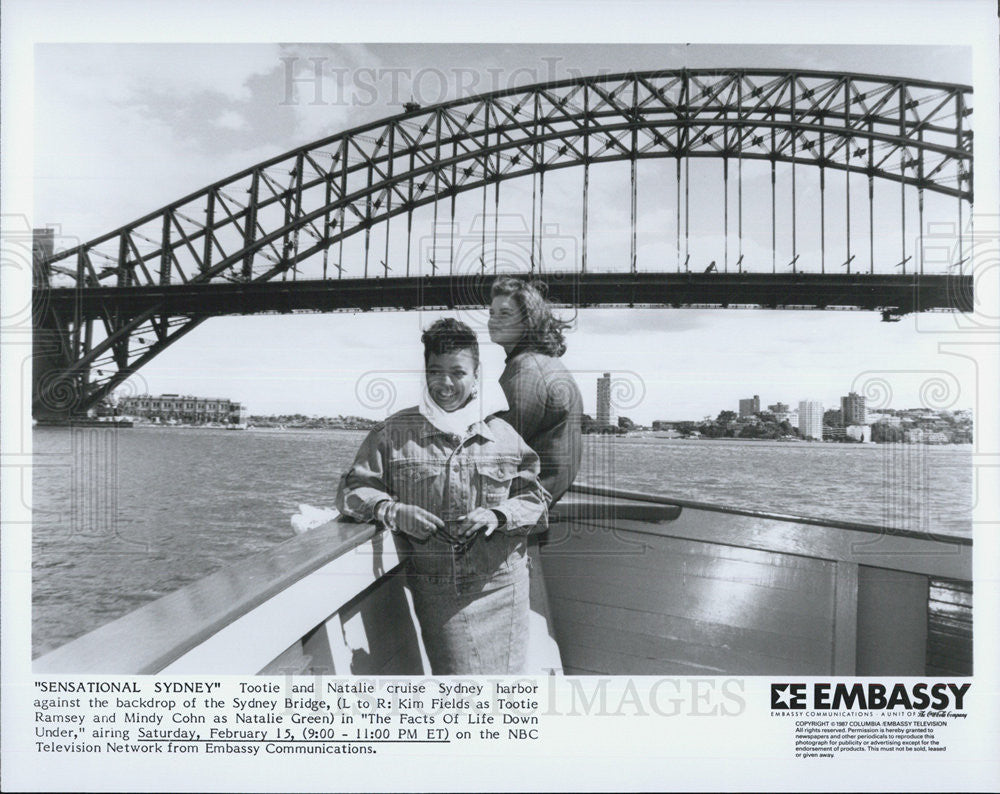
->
[31, 42, 983, 422]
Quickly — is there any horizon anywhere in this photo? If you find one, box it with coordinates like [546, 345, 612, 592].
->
[115, 375, 975, 425]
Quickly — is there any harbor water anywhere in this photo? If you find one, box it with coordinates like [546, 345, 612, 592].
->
[31, 426, 973, 656]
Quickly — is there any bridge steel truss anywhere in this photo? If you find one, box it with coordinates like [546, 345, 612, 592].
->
[34, 69, 973, 416]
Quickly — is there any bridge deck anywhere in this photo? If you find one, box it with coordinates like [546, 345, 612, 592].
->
[40, 272, 972, 319]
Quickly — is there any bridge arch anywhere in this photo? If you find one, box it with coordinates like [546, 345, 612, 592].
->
[35, 69, 973, 416]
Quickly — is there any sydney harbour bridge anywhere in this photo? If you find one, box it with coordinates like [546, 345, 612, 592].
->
[33, 68, 973, 418]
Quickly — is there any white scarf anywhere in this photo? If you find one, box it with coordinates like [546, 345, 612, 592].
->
[418, 376, 508, 437]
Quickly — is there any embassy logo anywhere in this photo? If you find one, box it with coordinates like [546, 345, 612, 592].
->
[771, 683, 807, 709]
[771, 682, 970, 711]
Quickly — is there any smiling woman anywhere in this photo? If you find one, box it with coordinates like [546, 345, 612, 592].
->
[336, 318, 548, 673]
[424, 340, 478, 414]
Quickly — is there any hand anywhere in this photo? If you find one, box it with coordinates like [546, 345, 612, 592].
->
[393, 503, 444, 541]
[456, 507, 500, 539]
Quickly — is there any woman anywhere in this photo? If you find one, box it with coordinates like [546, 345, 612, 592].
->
[487, 277, 584, 672]
[336, 318, 547, 674]
[488, 277, 583, 506]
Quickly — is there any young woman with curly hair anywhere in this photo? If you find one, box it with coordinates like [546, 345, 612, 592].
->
[487, 277, 584, 672]
[488, 276, 583, 505]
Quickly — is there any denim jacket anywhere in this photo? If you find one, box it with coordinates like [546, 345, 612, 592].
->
[497, 348, 583, 506]
[336, 407, 548, 586]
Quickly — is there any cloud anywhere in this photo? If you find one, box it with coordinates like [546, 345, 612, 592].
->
[213, 110, 247, 131]
[34, 44, 308, 239]
[36, 43, 281, 105]
[275, 43, 386, 144]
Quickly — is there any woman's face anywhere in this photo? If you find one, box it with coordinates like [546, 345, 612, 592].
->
[488, 295, 525, 347]
[425, 348, 478, 412]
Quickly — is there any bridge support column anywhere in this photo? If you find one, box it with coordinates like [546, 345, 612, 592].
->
[32, 230, 87, 420]
[32, 324, 89, 420]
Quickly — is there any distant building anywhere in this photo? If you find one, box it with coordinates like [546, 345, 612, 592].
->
[738, 394, 760, 418]
[767, 402, 791, 421]
[841, 391, 867, 425]
[118, 393, 247, 424]
[823, 424, 847, 441]
[596, 373, 616, 427]
[905, 428, 950, 445]
[798, 400, 824, 440]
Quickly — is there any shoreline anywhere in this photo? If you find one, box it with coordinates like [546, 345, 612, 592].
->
[32, 423, 973, 446]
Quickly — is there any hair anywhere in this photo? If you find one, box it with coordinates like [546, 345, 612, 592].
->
[421, 317, 480, 368]
[490, 276, 571, 357]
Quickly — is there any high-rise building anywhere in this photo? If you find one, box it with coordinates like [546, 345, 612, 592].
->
[738, 394, 760, 418]
[596, 373, 616, 426]
[798, 400, 824, 440]
[841, 391, 867, 425]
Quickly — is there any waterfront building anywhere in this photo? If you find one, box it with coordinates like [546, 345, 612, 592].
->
[118, 393, 247, 424]
[905, 428, 950, 445]
[798, 400, 824, 440]
[596, 373, 616, 427]
[738, 394, 761, 418]
[841, 391, 867, 425]
[823, 424, 847, 441]
[869, 411, 901, 426]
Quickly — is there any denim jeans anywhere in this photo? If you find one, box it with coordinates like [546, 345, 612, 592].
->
[409, 546, 529, 674]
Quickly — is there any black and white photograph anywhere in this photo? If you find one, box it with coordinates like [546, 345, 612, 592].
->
[3, 1, 998, 791]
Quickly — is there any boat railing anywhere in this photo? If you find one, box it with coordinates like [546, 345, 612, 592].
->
[33, 483, 972, 676]
[34, 511, 386, 675]
[553, 484, 971, 676]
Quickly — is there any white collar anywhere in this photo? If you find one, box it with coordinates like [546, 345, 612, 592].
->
[418, 379, 507, 438]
